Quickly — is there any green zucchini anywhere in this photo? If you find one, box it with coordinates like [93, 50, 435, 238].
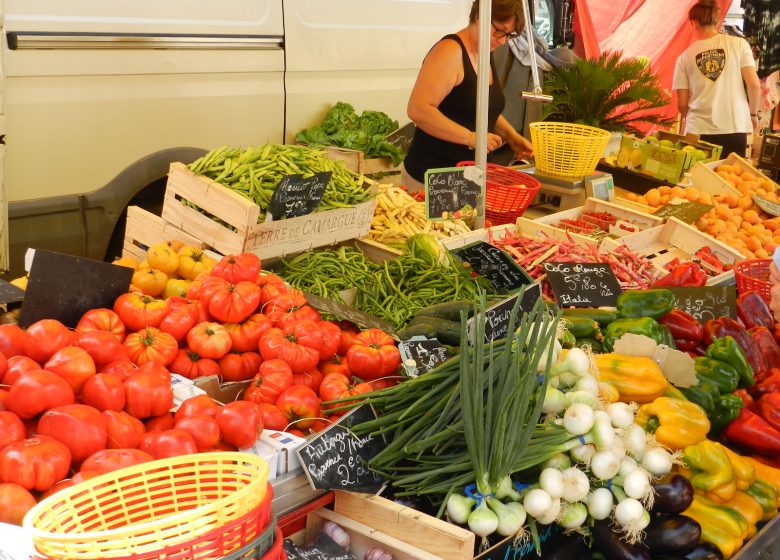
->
[397, 322, 438, 341]
[561, 308, 618, 326]
[563, 316, 600, 339]
[428, 318, 464, 346]
[413, 300, 473, 322]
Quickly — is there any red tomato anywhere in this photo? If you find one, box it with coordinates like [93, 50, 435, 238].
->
[0, 351, 6, 383]
[219, 351, 261, 382]
[0, 324, 30, 359]
[336, 321, 361, 356]
[113, 292, 169, 332]
[102, 359, 138, 381]
[77, 330, 130, 370]
[276, 385, 321, 430]
[0, 435, 72, 492]
[37, 404, 108, 464]
[44, 346, 97, 394]
[223, 313, 273, 353]
[39, 471, 101, 501]
[81, 373, 126, 412]
[317, 321, 343, 361]
[0, 483, 37, 525]
[174, 395, 221, 422]
[2, 355, 40, 385]
[6, 369, 75, 419]
[124, 327, 178, 366]
[309, 418, 335, 434]
[80, 448, 153, 475]
[346, 328, 401, 380]
[25, 318, 74, 363]
[318, 373, 351, 403]
[211, 253, 262, 284]
[369, 378, 399, 391]
[255, 403, 289, 431]
[159, 300, 201, 343]
[243, 359, 293, 404]
[144, 412, 175, 433]
[168, 349, 221, 380]
[288, 429, 306, 438]
[175, 414, 221, 451]
[0, 390, 7, 412]
[319, 354, 351, 378]
[257, 273, 288, 304]
[103, 410, 145, 449]
[139, 428, 198, 459]
[0, 411, 25, 452]
[216, 401, 263, 448]
[186, 273, 226, 302]
[186, 321, 232, 360]
[292, 368, 323, 394]
[124, 367, 173, 419]
[258, 320, 324, 374]
[75, 308, 126, 340]
[263, 290, 313, 325]
[205, 281, 262, 324]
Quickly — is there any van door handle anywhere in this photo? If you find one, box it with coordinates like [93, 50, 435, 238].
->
[7, 32, 284, 51]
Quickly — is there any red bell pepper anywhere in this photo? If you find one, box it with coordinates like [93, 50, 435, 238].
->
[652, 262, 708, 287]
[704, 317, 768, 380]
[737, 291, 775, 330]
[734, 388, 755, 409]
[752, 368, 780, 398]
[756, 393, 780, 433]
[659, 309, 704, 342]
[723, 408, 780, 457]
[750, 327, 780, 375]
[674, 338, 702, 352]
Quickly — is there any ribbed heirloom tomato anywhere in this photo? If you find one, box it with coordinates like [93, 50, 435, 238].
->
[37, 404, 108, 464]
[81, 373, 126, 412]
[276, 385, 321, 430]
[175, 414, 220, 451]
[113, 293, 169, 332]
[174, 394, 221, 422]
[346, 328, 401, 381]
[75, 308, 126, 340]
[124, 327, 178, 366]
[123, 364, 173, 419]
[218, 351, 261, 382]
[255, 403, 289, 431]
[0, 482, 37, 525]
[44, 346, 97, 393]
[216, 401, 263, 449]
[177, 247, 217, 280]
[168, 349, 221, 380]
[103, 410, 145, 449]
[243, 359, 293, 404]
[0, 324, 29, 358]
[0, 411, 25, 451]
[211, 252, 262, 284]
[265, 291, 321, 328]
[25, 318, 75, 363]
[0, 435, 72, 492]
[223, 313, 273, 353]
[259, 320, 324, 374]
[186, 321, 232, 360]
[77, 330, 130, 370]
[257, 273, 288, 304]
[158, 298, 202, 343]
[205, 281, 262, 324]
[140, 428, 198, 459]
[2, 355, 40, 386]
[80, 448, 153, 475]
[6, 370, 75, 419]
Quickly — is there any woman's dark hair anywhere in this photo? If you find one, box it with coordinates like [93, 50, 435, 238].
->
[688, 0, 720, 26]
[469, 0, 525, 32]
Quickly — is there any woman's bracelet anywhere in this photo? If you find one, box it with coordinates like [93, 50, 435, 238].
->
[465, 131, 474, 149]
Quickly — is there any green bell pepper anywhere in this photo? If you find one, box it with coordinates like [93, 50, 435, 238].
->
[658, 324, 677, 349]
[694, 357, 740, 395]
[706, 336, 755, 388]
[680, 385, 716, 414]
[709, 394, 744, 435]
[603, 317, 662, 352]
[616, 289, 676, 320]
[574, 337, 603, 353]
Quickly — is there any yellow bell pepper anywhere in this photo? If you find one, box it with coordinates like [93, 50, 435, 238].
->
[683, 440, 736, 502]
[636, 397, 710, 450]
[724, 491, 762, 539]
[594, 353, 669, 403]
[745, 479, 779, 521]
[744, 457, 780, 505]
[684, 494, 746, 558]
[719, 444, 756, 491]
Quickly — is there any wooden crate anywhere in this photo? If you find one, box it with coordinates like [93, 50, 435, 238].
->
[161, 162, 378, 259]
[438, 223, 519, 251]
[601, 216, 744, 285]
[122, 205, 212, 262]
[323, 146, 402, 175]
[305, 508, 446, 560]
[334, 491, 474, 560]
[689, 152, 778, 197]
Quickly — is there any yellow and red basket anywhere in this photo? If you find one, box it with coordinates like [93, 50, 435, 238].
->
[734, 259, 773, 303]
[24, 452, 270, 560]
[457, 162, 541, 225]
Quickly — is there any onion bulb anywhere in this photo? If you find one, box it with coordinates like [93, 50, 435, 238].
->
[586, 488, 613, 520]
[446, 493, 475, 524]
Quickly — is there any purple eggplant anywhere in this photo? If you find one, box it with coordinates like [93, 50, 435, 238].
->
[591, 519, 651, 560]
[652, 475, 694, 514]
[644, 514, 701, 555]
[684, 543, 724, 560]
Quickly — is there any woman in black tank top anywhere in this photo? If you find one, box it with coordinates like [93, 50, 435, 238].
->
[402, 0, 534, 185]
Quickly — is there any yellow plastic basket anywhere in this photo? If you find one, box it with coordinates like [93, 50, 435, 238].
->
[23, 452, 269, 559]
[530, 122, 612, 178]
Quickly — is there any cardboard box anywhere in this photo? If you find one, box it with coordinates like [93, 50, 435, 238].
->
[170, 374, 208, 408]
[162, 162, 377, 260]
[239, 439, 279, 480]
[261, 429, 306, 476]
[192, 374, 249, 405]
[615, 132, 722, 184]
[122, 205, 214, 262]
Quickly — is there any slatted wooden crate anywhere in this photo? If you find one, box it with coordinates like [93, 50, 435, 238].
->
[122, 205, 213, 262]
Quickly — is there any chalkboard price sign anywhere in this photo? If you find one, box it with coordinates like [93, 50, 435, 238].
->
[297, 405, 385, 493]
[425, 166, 481, 220]
[450, 241, 532, 293]
[399, 337, 451, 376]
[543, 262, 622, 307]
[468, 284, 543, 343]
[303, 292, 396, 336]
[385, 121, 415, 154]
[668, 285, 736, 322]
[268, 171, 332, 220]
[653, 200, 713, 224]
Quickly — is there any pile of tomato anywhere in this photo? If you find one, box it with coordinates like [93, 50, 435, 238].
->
[0, 251, 402, 525]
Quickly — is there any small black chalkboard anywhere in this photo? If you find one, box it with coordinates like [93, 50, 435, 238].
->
[303, 291, 396, 336]
[653, 201, 713, 224]
[752, 195, 780, 217]
[19, 250, 133, 328]
[296, 405, 385, 493]
[467, 285, 542, 343]
[450, 241, 532, 293]
[669, 285, 736, 322]
[268, 172, 332, 220]
[425, 166, 481, 220]
[0, 280, 25, 305]
[543, 262, 622, 307]
[284, 537, 355, 560]
[399, 337, 450, 376]
[385, 121, 415, 154]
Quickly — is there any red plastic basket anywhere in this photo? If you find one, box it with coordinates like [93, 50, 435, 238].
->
[457, 162, 541, 225]
[734, 259, 772, 303]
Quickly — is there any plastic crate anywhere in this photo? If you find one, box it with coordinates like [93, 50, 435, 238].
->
[734, 259, 772, 303]
[456, 162, 541, 225]
[530, 122, 611, 178]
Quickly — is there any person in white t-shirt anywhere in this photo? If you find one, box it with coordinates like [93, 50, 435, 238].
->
[672, 0, 761, 158]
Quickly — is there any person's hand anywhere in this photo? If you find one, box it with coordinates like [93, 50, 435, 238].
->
[486, 133, 503, 152]
[771, 284, 780, 324]
[508, 134, 534, 160]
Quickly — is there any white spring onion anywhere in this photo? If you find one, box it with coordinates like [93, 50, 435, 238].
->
[573, 374, 600, 396]
[559, 502, 588, 530]
[641, 447, 674, 477]
[561, 467, 590, 503]
[487, 498, 526, 537]
[606, 402, 635, 428]
[570, 443, 596, 465]
[542, 452, 571, 470]
[467, 501, 499, 537]
[565, 390, 601, 410]
[622, 469, 654, 509]
[494, 476, 522, 502]
[590, 451, 622, 480]
[563, 403, 595, 435]
[537, 338, 563, 373]
[542, 387, 568, 415]
[614, 498, 651, 544]
[523, 488, 553, 519]
[539, 468, 564, 499]
[611, 434, 627, 459]
[624, 424, 647, 458]
[557, 371, 579, 389]
[535, 498, 561, 525]
[446, 494, 475, 524]
[586, 488, 613, 520]
[589, 413, 616, 451]
[551, 347, 589, 378]
[619, 457, 639, 477]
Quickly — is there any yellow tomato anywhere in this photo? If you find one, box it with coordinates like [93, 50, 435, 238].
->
[112, 255, 139, 270]
[146, 242, 180, 276]
[131, 267, 168, 296]
[177, 246, 217, 280]
[163, 278, 192, 299]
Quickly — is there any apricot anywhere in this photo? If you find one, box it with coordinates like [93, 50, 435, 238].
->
[743, 209, 760, 224]
[645, 189, 661, 207]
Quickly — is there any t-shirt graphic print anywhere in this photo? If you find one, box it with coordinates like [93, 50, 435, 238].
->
[696, 49, 726, 81]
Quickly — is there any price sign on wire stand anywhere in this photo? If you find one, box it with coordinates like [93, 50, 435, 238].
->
[425, 166, 482, 221]
[543, 262, 622, 307]
[450, 241, 532, 293]
[668, 285, 736, 322]
[399, 337, 451, 376]
[267, 171, 331, 220]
